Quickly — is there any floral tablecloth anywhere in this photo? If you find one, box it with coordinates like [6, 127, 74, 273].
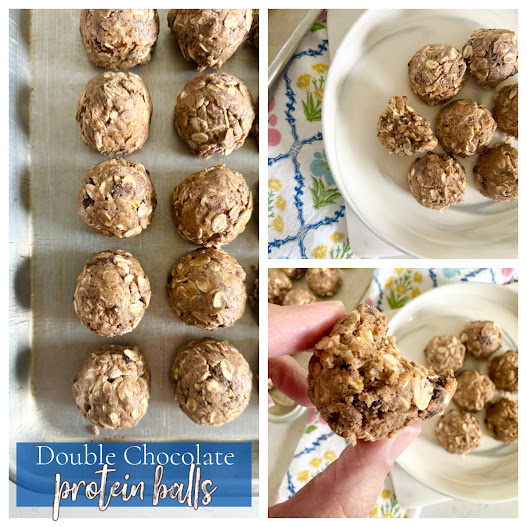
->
[268, 12, 353, 259]
[275, 267, 518, 517]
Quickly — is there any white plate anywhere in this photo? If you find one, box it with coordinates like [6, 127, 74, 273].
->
[388, 282, 518, 502]
[322, 9, 518, 258]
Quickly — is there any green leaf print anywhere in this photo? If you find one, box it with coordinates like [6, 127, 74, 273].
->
[310, 176, 341, 209]
[268, 190, 276, 220]
[305, 425, 318, 434]
[302, 91, 322, 122]
[310, 21, 327, 32]
[329, 239, 353, 259]
[386, 289, 408, 310]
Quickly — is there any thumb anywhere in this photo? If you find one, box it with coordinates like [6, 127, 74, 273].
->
[269, 422, 421, 518]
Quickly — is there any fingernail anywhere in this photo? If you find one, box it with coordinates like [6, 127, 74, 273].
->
[268, 393, 275, 408]
[387, 422, 421, 464]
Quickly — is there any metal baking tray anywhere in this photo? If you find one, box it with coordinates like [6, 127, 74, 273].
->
[9, 8, 259, 480]
[268, 9, 322, 88]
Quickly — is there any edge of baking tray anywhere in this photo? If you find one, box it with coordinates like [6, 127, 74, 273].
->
[268, 9, 323, 89]
[9, 8, 33, 484]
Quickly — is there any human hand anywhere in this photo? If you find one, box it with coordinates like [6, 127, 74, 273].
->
[268, 302, 421, 518]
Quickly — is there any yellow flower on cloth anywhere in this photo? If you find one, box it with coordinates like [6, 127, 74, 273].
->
[411, 287, 421, 298]
[413, 271, 423, 283]
[309, 457, 322, 468]
[297, 470, 310, 483]
[312, 63, 329, 74]
[324, 450, 337, 462]
[297, 74, 313, 91]
[269, 178, 282, 192]
[314, 87, 324, 101]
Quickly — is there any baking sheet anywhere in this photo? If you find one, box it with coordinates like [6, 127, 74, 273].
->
[13, 9, 259, 445]
[268, 9, 322, 87]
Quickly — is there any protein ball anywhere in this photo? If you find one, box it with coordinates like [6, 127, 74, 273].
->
[453, 370, 495, 412]
[171, 337, 252, 426]
[407, 153, 466, 210]
[167, 9, 252, 71]
[77, 158, 156, 238]
[424, 335, 466, 373]
[282, 289, 317, 306]
[460, 320, 502, 359]
[474, 143, 518, 202]
[268, 270, 292, 304]
[73, 345, 150, 430]
[463, 29, 518, 89]
[168, 247, 246, 331]
[174, 72, 255, 158]
[493, 83, 518, 138]
[485, 398, 518, 444]
[308, 304, 457, 445]
[171, 165, 253, 247]
[248, 9, 259, 48]
[408, 43, 467, 106]
[76, 72, 152, 155]
[73, 250, 151, 337]
[306, 268, 342, 297]
[436, 99, 496, 157]
[80, 9, 159, 70]
[377, 96, 437, 155]
[280, 268, 306, 280]
[435, 410, 482, 455]
[489, 349, 518, 393]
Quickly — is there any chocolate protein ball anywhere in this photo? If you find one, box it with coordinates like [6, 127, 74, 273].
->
[268, 270, 292, 305]
[174, 72, 255, 158]
[463, 29, 518, 89]
[171, 165, 253, 247]
[281, 268, 306, 280]
[80, 9, 159, 70]
[474, 143, 518, 202]
[282, 289, 317, 306]
[74, 250, 151, 337]
[248, 265, 259, 321]
[76, 72, 152, 156]
[377, 96, 437, 155]
[493, 83, 518, 138]
[408, 43, 467, 106]
[489, 349, 518, 393]
[73, 345, 150, 430]
[435, 99, 496, 157]
[453, 370, 495, 412]
[306, 268, 342, 297]
[460, 320, 502, 360]
[248, 9, 259, 48]
[167, 9, 252, 71]
[435, 410, 482, 455]
[170, 337, 252, 426]
[168, 247, 246, 330]
[424, 335, 466, 373]
[485, 397, 518, 443]
[308, 304, 457, 445]
[407, 153, 466, 210]
[77, 158, 156, 238]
